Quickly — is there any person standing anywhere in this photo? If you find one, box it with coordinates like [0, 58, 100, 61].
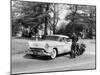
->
[70, 33, 78, 58]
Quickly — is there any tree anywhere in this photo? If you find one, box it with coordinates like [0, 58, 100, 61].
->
[65, 4, 96, 38]
[65, 5, 79, 33]
[47, 3, 59, 34]
[12, 0, 51, 36]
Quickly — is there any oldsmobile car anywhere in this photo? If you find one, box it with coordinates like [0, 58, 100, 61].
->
[26, 35, 86, 59]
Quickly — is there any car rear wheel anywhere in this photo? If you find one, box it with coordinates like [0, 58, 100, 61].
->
[50, 49, 57, 59]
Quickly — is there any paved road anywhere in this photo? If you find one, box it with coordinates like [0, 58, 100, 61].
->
[11, 39, 96, 74]
[11, 51, 95, 74]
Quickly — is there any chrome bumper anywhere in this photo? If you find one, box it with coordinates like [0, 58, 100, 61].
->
[26, 48, 51, 56]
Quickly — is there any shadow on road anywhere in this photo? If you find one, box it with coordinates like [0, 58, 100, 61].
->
[57, 52, 70, 57]
[24, 54, 51, 60]
[23, 52, 71, 60]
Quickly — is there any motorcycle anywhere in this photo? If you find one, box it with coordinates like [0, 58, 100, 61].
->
[70, 43, 86, 58]
[76, 43, 86, 56]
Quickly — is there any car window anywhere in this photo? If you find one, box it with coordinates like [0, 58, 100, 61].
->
[58, 37, 64, 42]
[42, 35, 71, 42]
[42, 36, 59, 41]
[65, 38, 71, 42]
[58, 37, 71, 42]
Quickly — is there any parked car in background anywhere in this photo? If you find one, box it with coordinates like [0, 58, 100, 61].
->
[26, 35, 86, 59]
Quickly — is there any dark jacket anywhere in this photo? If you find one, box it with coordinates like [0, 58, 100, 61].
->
[71, 34, 78, 43]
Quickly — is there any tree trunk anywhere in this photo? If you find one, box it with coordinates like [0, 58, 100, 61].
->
[44, 16, 48, 35]
[53, 25, 56, 34]
[44, 4, 49, 35]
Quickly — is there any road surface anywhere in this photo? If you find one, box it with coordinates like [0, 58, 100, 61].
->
[11, 38, 96, 74]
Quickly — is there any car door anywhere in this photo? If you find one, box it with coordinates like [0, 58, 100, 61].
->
[56, 37, 66, 54]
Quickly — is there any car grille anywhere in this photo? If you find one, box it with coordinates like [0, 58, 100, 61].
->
[30, 48, 44, 52]
[29, 48, 45, 55]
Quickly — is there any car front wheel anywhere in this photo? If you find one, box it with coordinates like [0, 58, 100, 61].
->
[50, 49, 57, 59]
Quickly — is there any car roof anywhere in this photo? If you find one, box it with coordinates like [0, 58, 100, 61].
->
[46, 35, 69, 38]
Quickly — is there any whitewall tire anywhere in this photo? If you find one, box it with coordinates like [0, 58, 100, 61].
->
[50, 49, 57, 59]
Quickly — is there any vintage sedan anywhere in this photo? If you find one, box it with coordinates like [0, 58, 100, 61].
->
[26, 35, 86, 59]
